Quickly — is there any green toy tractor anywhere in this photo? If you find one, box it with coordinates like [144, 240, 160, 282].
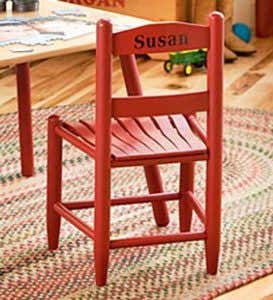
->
[164, 49, 207, 76]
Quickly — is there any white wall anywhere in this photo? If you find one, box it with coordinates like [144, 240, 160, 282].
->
[233, 0, 255, 26]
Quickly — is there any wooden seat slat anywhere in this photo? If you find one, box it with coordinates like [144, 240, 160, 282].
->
[111, 120, 154, 155]
[135, 117, 178, 151]
[117, 118, 166, 153]
[170, 115, 207, 151]
[153, 116, 192, 150]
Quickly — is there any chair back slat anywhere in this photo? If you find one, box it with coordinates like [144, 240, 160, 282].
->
[113, 22, 210, 55]
[112, 91, 209, 118]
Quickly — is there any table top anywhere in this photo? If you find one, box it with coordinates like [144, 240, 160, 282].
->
[0, 0, 148, 67]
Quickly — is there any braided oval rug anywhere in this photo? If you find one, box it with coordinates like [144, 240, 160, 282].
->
[0, 105, 273, 300]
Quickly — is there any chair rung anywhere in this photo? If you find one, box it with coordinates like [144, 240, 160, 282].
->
[110, 231, 206, 249]
[63, 192, 181, 210]
[187, 191, 206, 225]
[54, 203, 94, 239]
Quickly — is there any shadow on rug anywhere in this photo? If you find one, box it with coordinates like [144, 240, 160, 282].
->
[0, 105, 273, 300]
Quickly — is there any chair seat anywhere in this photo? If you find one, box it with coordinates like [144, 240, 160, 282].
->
[63, 115, 207, 164]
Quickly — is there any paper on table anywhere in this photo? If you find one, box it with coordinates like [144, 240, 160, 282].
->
[0, 16, 94, 46]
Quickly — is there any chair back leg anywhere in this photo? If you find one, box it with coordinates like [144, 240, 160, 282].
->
[119, 55, 170, 227]
[94, 160, 111, 286]
[179, 162, 194, 232]
[205, 159, 221, 274]
[144, 166, 170, 226]
[47, 115, 62, 250]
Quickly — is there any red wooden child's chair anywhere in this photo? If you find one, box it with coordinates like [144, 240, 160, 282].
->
[47, 12, 224, 286]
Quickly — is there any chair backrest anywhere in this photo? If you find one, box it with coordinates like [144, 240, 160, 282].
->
[95, 14, 224, 156]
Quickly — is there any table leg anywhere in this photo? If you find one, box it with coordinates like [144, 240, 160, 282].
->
[256, 0, 273, 37]
[16, 63, 34, 177]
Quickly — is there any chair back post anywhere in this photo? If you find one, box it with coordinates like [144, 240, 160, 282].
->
[95, 19, 112, 255]
[206, 12, 224, 247]
[207, 12, 224, 170]
[95, 19, 112, 165]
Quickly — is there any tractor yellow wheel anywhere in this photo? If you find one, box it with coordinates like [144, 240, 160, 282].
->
[164, 60, 173, 73]
[184, 64, 193, 76]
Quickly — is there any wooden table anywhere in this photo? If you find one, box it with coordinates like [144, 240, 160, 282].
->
[0, 0, 148, 177]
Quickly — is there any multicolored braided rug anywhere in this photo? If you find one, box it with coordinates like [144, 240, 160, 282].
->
[1, 105, 273, 300]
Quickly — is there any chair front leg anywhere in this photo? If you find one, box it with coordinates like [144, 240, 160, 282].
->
[179, 162, 194, 232]
[144, 165, 170, 227]
[47, 115, 62, 250]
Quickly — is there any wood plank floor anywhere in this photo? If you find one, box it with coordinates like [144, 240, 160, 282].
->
[0, 36, 273, 114]
[0, 36, 272, 299]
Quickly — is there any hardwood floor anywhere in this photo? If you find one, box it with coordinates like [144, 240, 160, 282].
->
[0, 36, 273, 114]
[0, 36, 272, 299]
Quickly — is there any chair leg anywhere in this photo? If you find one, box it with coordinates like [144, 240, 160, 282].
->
[144, 165, 170, 227]
[179, 162, 194, 232]
[47, 115, 62, 250]
[205, 159, 221, 274]
[94, 163, 111, 286]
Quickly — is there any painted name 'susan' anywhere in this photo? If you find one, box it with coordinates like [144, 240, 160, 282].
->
[69, 0, 125, 7]
[134, 34, 189, 49]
